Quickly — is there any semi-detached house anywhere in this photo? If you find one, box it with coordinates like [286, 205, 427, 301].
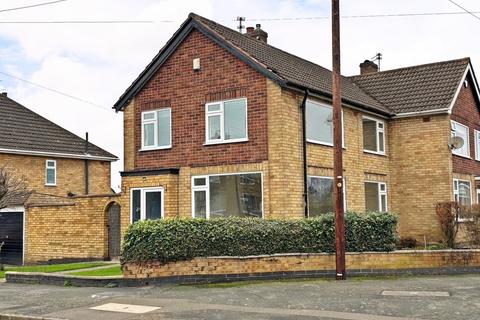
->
[114, 13, 480, 242]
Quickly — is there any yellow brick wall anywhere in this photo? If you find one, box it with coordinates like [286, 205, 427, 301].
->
[123, 250, 480, 279]
[123, 99, 135, 172]
[25, 195, 120, 263]
[0, 153, 112, 197]
[389, 115, 452, 241]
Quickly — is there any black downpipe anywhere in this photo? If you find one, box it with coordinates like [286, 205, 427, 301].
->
[301, 90, 309, 218]
[84, 132, 89, 195]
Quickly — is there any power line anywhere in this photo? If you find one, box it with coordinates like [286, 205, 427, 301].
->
[447, 0, 480, 22]
[0, 0, 67, 13]
[0, 20, 155, 24]
[0, 70, 111, 111]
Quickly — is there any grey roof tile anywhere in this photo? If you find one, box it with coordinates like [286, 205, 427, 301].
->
[0, 94, 117, 160]
[350, 58, 470, 114]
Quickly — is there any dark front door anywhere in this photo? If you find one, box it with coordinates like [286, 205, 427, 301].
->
[0, 212, 23, 265]
[107, 203, 121, 260]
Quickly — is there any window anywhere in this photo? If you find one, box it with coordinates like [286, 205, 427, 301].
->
[141, 108, 171, 150]
[205, 98, 247, 144]
[307, 176, 346, 216]
[474, 130, 480, 160]
[451, 121, 469, 158]
[45, 160, 56, 186]
[363, 117, 385, 154]
[131, 187, 164, 223]
[306, 100, 344, 146]
[364, 181, 387, 212]
[453, 179, 471, 206]
[192, 173, 262, 218]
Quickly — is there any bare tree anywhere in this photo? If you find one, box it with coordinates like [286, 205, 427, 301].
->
[0, 167, 30, 210]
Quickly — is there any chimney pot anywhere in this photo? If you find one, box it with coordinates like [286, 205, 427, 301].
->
[246, 26, 254, 34]
[256, 24, 261, 28]
[359, 60, 379, 75]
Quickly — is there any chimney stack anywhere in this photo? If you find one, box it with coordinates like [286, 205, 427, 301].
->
[1, 92, 7, 97]
[245, 24, 268, 43]
[359, 60, 379, 75]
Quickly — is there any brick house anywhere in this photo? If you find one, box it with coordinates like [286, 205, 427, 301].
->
[0, 94, 119, 264]
[114, 13, 480, 243]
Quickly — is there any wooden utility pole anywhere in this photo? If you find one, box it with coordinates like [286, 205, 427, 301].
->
[332, 0, 346, 280]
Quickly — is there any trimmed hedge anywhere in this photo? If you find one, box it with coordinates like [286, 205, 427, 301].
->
[121, 212, 398, 264]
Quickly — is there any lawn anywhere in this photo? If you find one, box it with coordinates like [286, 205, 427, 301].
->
[0, 261, 110, 279]
[69, 265, 122, 277]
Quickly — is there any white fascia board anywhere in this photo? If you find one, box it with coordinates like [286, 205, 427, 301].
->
[0, 148, 118, 161]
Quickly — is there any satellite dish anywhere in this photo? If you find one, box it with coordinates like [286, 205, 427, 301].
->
[449, 136, 465, 150]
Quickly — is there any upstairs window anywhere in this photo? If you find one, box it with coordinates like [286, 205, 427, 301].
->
[205, 98, 247, 144]
[363, 116, 385, 154]
[475, 130, 480, 161]
[451, 120, 469, 158]
[365, 181, 387, 212]
[45, 160, 56, 186]
[141, 108, 171, 150]
[306, 100, 344, 146]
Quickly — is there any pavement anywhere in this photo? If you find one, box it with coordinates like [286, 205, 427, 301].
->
[0, 274, 479, 320]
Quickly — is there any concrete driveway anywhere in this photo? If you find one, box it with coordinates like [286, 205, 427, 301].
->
[0, 274, 479, 320]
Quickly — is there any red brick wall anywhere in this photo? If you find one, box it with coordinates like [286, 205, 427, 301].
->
[451, 74, 480, 174]
[133, 29, 268, 169]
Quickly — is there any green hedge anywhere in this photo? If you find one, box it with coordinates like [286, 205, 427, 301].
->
[121, 212, 398, 264]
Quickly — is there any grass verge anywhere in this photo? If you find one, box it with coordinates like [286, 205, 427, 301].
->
[0, 261, 110, 279]
[69, 265, 122, 277]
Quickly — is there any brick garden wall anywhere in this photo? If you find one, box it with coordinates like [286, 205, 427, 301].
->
[25, 195, 120, 263]
[123, 250, 480, 279]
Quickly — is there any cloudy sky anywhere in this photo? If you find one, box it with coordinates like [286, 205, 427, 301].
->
[1, 0, 479, 190]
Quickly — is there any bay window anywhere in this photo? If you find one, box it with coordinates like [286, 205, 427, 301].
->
[192, 173, 262, 218]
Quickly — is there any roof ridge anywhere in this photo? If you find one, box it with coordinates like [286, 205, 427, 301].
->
[351, 57, 470, 79]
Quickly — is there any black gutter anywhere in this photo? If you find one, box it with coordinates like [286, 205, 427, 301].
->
[301, 89, 310, 218]
[121, 168, 180, 177]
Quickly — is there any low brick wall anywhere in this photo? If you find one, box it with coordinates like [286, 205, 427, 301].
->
[123, 250, 480, 279]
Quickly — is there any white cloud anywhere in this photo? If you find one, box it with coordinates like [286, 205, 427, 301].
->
[1, 0, 480, 190]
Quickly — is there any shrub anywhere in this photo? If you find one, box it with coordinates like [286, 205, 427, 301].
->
[435, 202, 459, 248]
[462, 204, 480, 246]
[121, 212, 398, 264]
[397, 237, 418, 249]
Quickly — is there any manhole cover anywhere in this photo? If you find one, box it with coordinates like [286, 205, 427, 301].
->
[90, 303, 161, 314]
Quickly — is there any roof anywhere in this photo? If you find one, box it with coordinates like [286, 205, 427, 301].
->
[350, 58, 472, 115]
[113, 13, 391, 116]
[0, 94, 117, 161]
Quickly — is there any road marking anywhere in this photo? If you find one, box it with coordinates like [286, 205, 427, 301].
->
[90, 303, 161, 314]
[381, 290, 450, 297]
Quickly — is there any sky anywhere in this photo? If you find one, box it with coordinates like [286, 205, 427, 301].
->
[1, 0, 479, 190]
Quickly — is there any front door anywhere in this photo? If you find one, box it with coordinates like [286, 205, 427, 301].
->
[107, 203, 121, 260]
[0, 211, 23, 265]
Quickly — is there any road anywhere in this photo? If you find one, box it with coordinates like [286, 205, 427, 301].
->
[0, 274, 479, 319]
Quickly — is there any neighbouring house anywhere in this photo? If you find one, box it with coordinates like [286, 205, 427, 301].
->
[113, 13, 480, 244]
[0, 93, 120, 264]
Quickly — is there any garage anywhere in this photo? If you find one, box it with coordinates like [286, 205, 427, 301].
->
[0, 211, 23, 265]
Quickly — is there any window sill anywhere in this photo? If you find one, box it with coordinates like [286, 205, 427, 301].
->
[452, 153, 471, 159]
[45, 184, 57, 187]
[363, 150, 387, 157]
[307, 139, 346, 149]
[139, 146, 172, 152]
[204, 138, 248, 146]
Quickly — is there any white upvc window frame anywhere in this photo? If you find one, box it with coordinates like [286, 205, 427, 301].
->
[204, 97, 248, 145]
[364, 181, 388, 212]
[451, 120, 470, 158]
[45, 159, 57, 186]
[474, 129, 480, 161]
[307, 175, 347, 217]
[130, 187, 165, 223]
[305, 99, 345, 147]
[140, 108, 172, 151]
[191, 172, 263, 219]
[453, 179, 472, 223]
[362, 116, 386, 155]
